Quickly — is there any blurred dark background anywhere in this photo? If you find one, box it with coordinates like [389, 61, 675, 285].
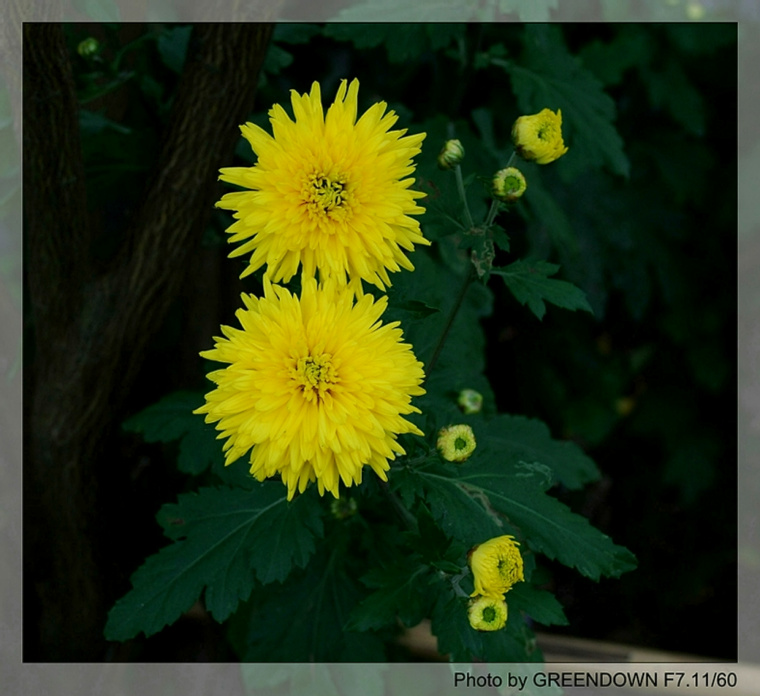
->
[24, 23, 736, 661]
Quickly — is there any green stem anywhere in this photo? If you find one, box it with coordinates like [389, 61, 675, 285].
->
[425, 263, 475, 380]
[379, 480, 417, 531]
[484, 199, 501, 229]
[454, 164, 475, 230]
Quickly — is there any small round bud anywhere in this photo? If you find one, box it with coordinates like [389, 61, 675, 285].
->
[330, 497, 358, 520]
[77, 38, 100, 58]
[467, 595, 508, 632]
[492, 167, 527, 202]
[457, 388, 483, 415]
[437, 139, 465, 170]
[437, 424, 476, 462]
[511, 108, 569, 165]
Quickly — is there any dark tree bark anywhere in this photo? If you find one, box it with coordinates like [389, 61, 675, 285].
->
[24, 22, 273, 661]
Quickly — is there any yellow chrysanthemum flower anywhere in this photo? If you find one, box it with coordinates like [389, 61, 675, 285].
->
[195, 277, 426, 500]
[469, 535, 525, 600]
[216, 78, 429, 290]
[467, 595, 508, 632]
[492, 166, 527, 202]
[511, 108, 569, 165]
[437, 424, 477, 462]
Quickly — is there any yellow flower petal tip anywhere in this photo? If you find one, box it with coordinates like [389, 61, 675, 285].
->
[468, 534, 525, 600]
[437, 424, 477, 462]
[511, 108, 569, 165]
[467, 595, 508, 632]
[197, 278, 426, 501]
[217, 78, 429, 290]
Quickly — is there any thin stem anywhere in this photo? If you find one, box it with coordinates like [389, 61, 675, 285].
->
[425, 263, 475, 380]
[379, 480, 417, 531]
[454, 164, 475, 230]
[484, 199, 501, 229]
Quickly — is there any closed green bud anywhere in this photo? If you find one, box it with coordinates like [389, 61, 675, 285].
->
[492, 166, 527, 202]
[458, 388, 483, 415]
[77, 38, 100, 58]
[437, 139, 465, 170]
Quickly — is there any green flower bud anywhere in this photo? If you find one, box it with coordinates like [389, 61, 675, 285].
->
[467, 595, 508, 631]
[457, 388, 483, 415]
[330, 497, 358, 520]
[77, 38, 100, 58]
[492, 166, 527, 202]
[437, 139, 465, 170]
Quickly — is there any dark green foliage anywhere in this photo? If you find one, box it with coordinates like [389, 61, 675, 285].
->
[105, 485, 323, 640]
[86, 21, 734, 662]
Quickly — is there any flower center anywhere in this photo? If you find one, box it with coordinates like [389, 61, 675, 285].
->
[454, 437, 468, 450]
[293, 354, 338, 402]
[482, 606, 497, 623]
[304, 172, 351, 219]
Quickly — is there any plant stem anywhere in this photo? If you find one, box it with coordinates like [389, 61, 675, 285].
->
[379, 480, 417, 531]
[454, 164, 475, 230]
[425, 263, 475, 380]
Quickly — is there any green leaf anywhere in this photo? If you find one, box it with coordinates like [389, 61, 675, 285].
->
[105, 485, 323, 640]
[242, 548, 386, 661]
[643, 61, 705, 137]
[429, 577, 542, 662]
[347, 563, 432, 631]
[400, 418, 637, 580]
[480, 414, 599, 490]
[123, 390, 221, 475]
[492, 259, 593, 320]
[579, 26, 654, 86]
[157, 26, 191, 74]
[497, 24, 630, 179]
[323, 23, 464, 63]
[507, 582, 568, 626]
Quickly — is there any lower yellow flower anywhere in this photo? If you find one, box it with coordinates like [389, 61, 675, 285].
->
[195, 277, 426, 500]
[437, 424, 476, 462]
[468, 596, 508, 632]
[511, 108, 569, 165]
[469, 535, 525, 600]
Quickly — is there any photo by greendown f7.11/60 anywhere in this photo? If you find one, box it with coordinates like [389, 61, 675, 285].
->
[24, 22, 734, 664]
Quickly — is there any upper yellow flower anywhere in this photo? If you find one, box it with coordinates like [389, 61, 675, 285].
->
[217, 78, 429, 290]
[195, 277, 426, 500]
[511, 108, 569, 165]
[469, 535, 525, 600]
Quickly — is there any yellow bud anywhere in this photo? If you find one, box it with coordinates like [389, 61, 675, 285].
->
[468, 535, 524, 599]
[437, 139, 465, 170]
[437, 424, 477, 462]
[512, 108, 569, 165]
[492, 166, 527, 202]
[467, 595, 508, 631]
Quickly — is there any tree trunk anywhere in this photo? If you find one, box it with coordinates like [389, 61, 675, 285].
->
[24, 22, 272, 661]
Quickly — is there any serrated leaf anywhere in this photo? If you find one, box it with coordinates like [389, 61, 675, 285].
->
[496, 25, 629, 179]
[123, 391, 222, 475]
[157, 26, 191, 74]
[105, 485, 323, 641]
[480, 414, 599, 490]
[243, 550, 386, 661]
[347, 564, 431, 631]
[507, 583, 568, 626]
[492, 259, 593, 320]
[401, 418, 636, 580]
